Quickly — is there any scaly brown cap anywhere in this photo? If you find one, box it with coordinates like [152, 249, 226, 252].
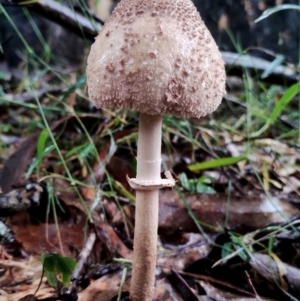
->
[86, 0, 226, 118]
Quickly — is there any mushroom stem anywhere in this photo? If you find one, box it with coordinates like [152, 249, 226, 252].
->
[130, 113, 162, 301]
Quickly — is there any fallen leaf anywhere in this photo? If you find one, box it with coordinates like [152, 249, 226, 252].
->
[78, 272, 130, 301]
[250, 253, 300, 295]
[93, 214, 133, 260]
[198, 281, 274, 301]
[154, 278, 184, 301]
[159, 190, 298, 234]
[157, 233, 211, 270]
[10, 221, 85, 256]
[0, 134, 39, 193]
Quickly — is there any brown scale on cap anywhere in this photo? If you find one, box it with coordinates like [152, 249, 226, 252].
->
[87, 0, 226, 118]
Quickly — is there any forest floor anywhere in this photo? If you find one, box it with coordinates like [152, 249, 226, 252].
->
[1, 8, 300, 301]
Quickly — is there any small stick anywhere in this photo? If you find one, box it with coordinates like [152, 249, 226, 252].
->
[63, 232, 97, 297]
[71, 232, 96, 282]
[244, 270, 262, 301]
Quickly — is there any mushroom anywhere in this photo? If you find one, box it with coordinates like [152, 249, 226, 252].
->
[86, 0, 226, 300]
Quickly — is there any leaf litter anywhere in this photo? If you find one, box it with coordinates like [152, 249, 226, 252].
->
[1, 42, 300, 301]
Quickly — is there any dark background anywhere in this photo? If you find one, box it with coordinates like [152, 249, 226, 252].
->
[0, 0, 299, 77]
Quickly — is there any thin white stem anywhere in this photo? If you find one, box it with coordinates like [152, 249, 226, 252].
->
[130, 113, 162, 301]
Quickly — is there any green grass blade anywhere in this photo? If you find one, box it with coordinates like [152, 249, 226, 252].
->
[261, 55, 285, 79]
[188, 156, 246, 171]
[37, 128, 49, 157]
[269, 83, 299, 123]
[27, 145, 55, 178]
[251, 83, 300, 137]
[255, 4, 300, 23]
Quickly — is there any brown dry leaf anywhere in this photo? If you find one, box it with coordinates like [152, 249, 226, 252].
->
[80, 186, 98, 204]
[10, 221, 85, 256]
[85, 142, 110, 188]
[0, 258, 40, 291]
[159, 190, 298, 234]
[9, 286, 56, 301]
[280, 176, 300, 195]
[249, 253, 300, 295]
[107, 156, 134, 190]
[153, 278, 184, 301]
[0, 290, 10, 301]
[254, 139, 297, 157]
[93, 214, 133, 260]
[0, 115, 75, 193]
[78, 272, 130, 301]
[0, 257, 57, 301]
[84, 127, 135, 191]
[198, 281, 274, 301]
[103, 199, 119, 220]
[67, 92, 77, 109]
[48, 179, 132, 259]
[157, 233, 211, 270]
[215, 136, 300, 193]
[0, 133, 39, 193]
[249, 139, 300, 192]
[168, 269, 199, 301]
[224, 132, 247, 172]
[53, 178, 88, 213]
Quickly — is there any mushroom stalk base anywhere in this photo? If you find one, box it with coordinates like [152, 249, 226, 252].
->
[130, 113, 162, 301]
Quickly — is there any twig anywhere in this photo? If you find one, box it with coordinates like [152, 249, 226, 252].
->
[9, 0, 103, 40]
[223, 51, 299, 85]
[62, 233, 96, 301]
[71, 232, 96, 282]
[244, 270, 262, 301]
[2, 86, 63, 103]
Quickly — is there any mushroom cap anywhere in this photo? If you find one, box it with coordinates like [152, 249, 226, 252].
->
[86, 0, 226, 118]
